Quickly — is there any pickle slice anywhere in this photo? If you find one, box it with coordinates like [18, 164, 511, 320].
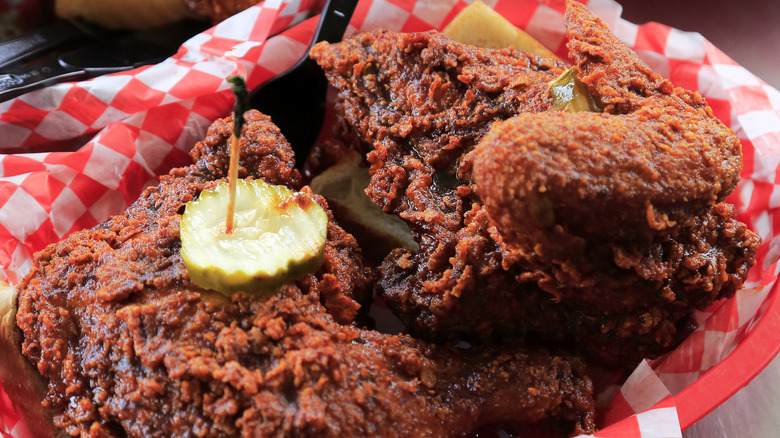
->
[180, 179, 328, 296]
[549, 67, 602, 113]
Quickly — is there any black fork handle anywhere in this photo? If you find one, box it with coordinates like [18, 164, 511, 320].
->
[311, 0, 358, 47]
[249, 0, 359, 162]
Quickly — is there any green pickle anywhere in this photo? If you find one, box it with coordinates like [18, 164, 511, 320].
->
[181, 179, 328, 296]
[549, 67, 602, 112]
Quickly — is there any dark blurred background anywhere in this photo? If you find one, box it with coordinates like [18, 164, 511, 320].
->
[4, 0, 779, 89]
[618, 0, 780, 89]
[0, 0, 54, 41]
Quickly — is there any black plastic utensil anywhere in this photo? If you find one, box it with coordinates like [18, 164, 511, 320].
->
[250, 0, 358, 163]
[0, 20, 207, 102]
[0, 20, 102, 70]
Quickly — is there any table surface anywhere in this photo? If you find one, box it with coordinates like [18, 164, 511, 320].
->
[617, 1, 780, 437]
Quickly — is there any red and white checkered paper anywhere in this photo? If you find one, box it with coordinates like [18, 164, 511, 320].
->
[1, 0, 779, 437]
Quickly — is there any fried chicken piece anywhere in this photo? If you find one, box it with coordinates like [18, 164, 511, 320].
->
[15, 110, 595, 437]
[472, 114, 755, 311]
[311, 2, 759, 366]
[471, 1, 760, 316]
[309, 28, 564, 339]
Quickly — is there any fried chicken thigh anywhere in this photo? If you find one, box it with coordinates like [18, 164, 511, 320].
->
[16, 111, 595, 437]
[312, 1, 759, 366]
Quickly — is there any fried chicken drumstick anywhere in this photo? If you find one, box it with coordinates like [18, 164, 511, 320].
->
[311, 0, 760, 366]
[14, 111, 595, 437]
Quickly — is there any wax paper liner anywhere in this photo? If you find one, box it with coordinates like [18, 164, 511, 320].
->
[1, 0, 779, 437]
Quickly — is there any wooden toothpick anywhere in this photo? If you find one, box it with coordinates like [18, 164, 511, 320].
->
[226, 75, 250, 233]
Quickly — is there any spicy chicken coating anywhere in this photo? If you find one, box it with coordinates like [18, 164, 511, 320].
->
[311, 1, 759, 367]
[15, 110, 595, 437]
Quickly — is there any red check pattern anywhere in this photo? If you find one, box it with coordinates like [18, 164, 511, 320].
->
[2, 1, 779, 437]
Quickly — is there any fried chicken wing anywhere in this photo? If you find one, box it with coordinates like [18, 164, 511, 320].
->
[312, 1, 759, 366]
[15, 110, 595, 437]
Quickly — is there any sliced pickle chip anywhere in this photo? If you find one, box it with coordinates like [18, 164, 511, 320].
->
[181, 179, 328, 296]
[549, 67, 603, 113]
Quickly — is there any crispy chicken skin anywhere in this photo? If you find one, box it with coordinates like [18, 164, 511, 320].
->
[15, 111, 595, 437]
[312, 1, 759, 366]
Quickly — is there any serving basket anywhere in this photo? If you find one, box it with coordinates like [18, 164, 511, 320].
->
[1, 1, 779, 436]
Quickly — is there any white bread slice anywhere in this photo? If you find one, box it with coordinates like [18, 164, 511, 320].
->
[443, 0, 559, 59]
[310, 150, 418, 261]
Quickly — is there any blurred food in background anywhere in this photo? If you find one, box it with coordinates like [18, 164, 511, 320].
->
[55, 0, 262, 29]
[1, 0, 263, 39]
[186, 0, 265, 24]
